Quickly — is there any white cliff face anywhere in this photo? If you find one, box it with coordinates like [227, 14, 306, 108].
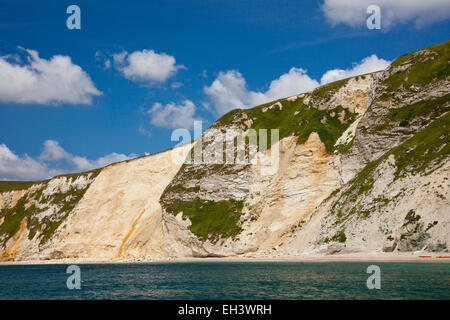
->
[314, 75, 375, 115]
[170, 133, 344, 257]
[340, 69, 450, 184]
[232, 133, 341, 256]
[281, 157, 450, 256]
[1, 42, 449, 262]
[46, 143, 195, 261]
[279, 45, 450, 256]
[154, 74, 377, 258]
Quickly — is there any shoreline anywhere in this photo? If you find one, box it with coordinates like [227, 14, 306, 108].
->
[1, 252, 449, 266]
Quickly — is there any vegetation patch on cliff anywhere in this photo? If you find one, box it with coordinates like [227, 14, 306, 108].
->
[309, 78, 349, 103]
[371, 94, 449, 135]
[324, 230, 347, 243]
[0, 195, 37, 246]
[397, 209, 436, 252]
[164, 198, 244, 242]
[244, 98, 356, 152]
[211, 85, 357, 153]
[335, 136, 355, 154]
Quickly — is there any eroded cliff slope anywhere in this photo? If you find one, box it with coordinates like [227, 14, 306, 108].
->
[0, 41, 449, 262]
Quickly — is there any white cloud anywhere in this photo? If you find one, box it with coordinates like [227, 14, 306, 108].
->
[69, 153, 134, 171]
[320, 54, 390, 84]
[0, 48, 101, 105]
[0, 140, 138, 180]
[39, 140, 71, 161]
[95, 50, 111, 70]
[204, 69, 320, 115]
[138, 125, 152, 137]
[38, 139, 136, 172]
[113, 49, 183, 83]
[265, 68, 320, 100]
[322, 0, 450, 28]
[171, 81, 183, 89]
[203, 70, 268, 115]
[104, 59, 111, 70]
[0, 144, 60, 180]
[204, 55, 391, 115]
[147, 100, 200, 129]
[112, 51, 127, 66]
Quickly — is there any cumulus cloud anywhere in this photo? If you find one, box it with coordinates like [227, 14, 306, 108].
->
[38, 140, 136, 172]
[138, 125, 152, 137]
[204, 55, 390, 115]
[265, 68, 321, 100]
[0, 144, 60, 180]
[203, 68, 321, 115]
[112, 51, 127, 66]
[202, 70, 307, 115]
[112, 49, 183, 83]
[69, 153, 134, 171]
[321, 0, 450, 28]
[203, 70, 268, 115]
[39, 140, 71, 161]
[320, 54, 390, 84]
[0, 140, 137, 180]
[0, 48, 101, 105]
[147, 100, 200, 129]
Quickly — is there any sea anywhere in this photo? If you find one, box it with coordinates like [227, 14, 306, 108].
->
[0, 261, 448, 299]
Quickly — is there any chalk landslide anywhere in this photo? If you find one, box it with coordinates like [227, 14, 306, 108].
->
[50, 143, 202, 261]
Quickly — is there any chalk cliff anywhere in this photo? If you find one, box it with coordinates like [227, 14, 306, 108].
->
[0, 40, 448, 262]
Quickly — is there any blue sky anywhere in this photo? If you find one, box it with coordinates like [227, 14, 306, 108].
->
[1, 0, 449, 180]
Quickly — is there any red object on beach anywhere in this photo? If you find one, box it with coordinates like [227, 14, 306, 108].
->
[418, 256, 431, 258]
[436, 256, 450, 258]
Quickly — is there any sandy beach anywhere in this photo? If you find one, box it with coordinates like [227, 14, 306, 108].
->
[1, 252, 449, 266]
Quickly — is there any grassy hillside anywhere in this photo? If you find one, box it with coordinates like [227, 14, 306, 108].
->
[0, 181, 39, 193]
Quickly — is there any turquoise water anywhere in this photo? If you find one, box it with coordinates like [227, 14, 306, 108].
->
[0, 261, 448, 299]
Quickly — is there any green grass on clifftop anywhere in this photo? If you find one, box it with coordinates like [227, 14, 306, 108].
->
[244, 98, 356, 152]
[309, 78, 349, 102]
[0, 181, 39, 193]
[381, 40, 450, 98]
